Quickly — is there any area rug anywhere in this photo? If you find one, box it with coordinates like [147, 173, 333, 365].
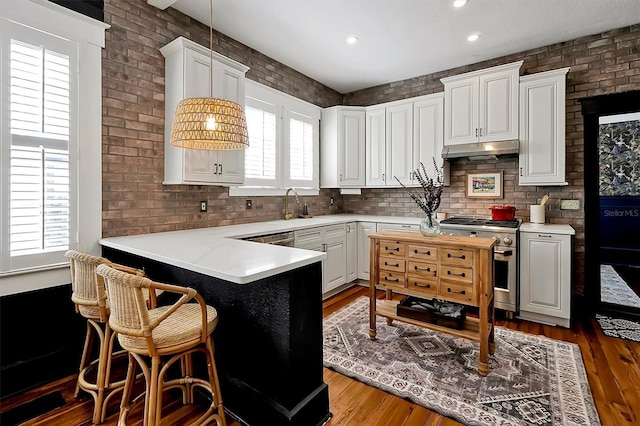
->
[600, 264, 640, 308]
[323, 297, 600, 426]
[595, 314, 640, 343]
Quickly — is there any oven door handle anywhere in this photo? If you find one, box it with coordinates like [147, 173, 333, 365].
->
[494, 250, 513, 257]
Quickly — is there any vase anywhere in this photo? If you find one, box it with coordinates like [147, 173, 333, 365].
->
[420, 213, 441, 237]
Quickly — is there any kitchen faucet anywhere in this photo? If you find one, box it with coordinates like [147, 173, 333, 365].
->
[284, 188, 299, 220]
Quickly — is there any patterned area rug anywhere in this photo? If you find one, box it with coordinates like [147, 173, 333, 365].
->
[323, 297, 600, 426]
[600, 264, 640, 308]
[595, 314, 640, 343]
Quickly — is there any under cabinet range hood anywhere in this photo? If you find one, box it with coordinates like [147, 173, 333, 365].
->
[442, 139, 519, 160]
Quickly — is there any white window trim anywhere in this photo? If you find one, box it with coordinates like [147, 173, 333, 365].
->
[230, 80, 321, 197]
[0, 0, 108, 296]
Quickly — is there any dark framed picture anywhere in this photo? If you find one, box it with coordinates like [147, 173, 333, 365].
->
[465, 171, 503, 198]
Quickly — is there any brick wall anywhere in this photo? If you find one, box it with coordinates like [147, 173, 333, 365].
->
[341, 24, 640, 294]
[101, 0, 342, 238]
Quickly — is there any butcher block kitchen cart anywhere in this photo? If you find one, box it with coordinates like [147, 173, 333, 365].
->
[368, 231, 497, 375]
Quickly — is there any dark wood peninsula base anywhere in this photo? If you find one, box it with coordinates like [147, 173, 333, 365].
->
[102, 247, 330, 426]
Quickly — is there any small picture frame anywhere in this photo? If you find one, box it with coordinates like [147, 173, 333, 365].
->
[465, 171, 503, 198]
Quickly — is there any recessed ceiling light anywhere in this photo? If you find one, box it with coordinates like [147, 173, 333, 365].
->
[453, 0, 468, 7]
[346, 35, 358, 45]
[467, 33, 481, 42]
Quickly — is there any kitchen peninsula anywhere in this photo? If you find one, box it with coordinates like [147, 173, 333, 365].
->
[100, 226, 330, 426]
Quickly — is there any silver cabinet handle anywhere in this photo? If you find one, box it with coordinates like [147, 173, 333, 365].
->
[382, 173, 385, 181]
[214, 163, 219, 174]
[475, 128, 478, 137]
[538, 234, 553, 238]
[479, 128, 483, 137]
[219, 163, 222, 175]
[520, 167, 523, 177]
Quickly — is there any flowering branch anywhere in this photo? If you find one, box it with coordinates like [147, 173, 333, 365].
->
[395, 159, 445, 226]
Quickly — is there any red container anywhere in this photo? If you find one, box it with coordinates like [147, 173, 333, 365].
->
[490, 205, 516, 221]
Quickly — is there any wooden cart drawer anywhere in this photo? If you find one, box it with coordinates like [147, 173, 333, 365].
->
[380, 256, 406, 272]
[441, 265, 473, 284]
[440, 248, 473, 267]
[406, 276, 437, 296]
[378, 270, 405, 289]
[407, 245, 437, 261]
[439, 281, 474, 304]
[407, 260, 437, 278]
[380, 241, 405, 257]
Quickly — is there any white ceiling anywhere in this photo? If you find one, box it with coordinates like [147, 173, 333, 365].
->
[151, 0, 640, 94]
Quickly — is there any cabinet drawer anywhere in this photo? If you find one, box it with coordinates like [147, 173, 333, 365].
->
[406, 276, 437, 296]
[407, 245, 437, 261]
[379, 241, 405, 257]
[294, 228, 323, 245]
[441, 265, 473, 284]
[440, 248, 473, 267]
[407, 260, 437, 278]
[440, 281, 474, 304]
[378, 270, 405, 289]
[324, 224, 346, 239]
[380, 256, 405, 272]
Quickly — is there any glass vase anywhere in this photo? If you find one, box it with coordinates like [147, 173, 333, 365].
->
[420, 213, 441, 237]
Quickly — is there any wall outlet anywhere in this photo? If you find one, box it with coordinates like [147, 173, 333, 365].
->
[559, 199, 580, 210]
[246, 199, 253, 209]
[200, 200, 208, 212]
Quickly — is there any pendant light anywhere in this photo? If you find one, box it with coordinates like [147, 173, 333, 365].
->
[170, 0, 249, 150]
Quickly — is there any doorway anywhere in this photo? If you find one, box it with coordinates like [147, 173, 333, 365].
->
[581, 91, 640, 320]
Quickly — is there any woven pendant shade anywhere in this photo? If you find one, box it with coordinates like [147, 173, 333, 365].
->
[170, 97, 249, 150]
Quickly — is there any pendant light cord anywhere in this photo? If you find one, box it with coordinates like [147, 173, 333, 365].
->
[210, 0, 214, 98]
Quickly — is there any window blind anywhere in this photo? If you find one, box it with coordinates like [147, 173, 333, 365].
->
[9, 38, 71, 257]
[245, 105, 277, 182]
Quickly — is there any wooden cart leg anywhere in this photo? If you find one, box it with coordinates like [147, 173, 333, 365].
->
[385, 288, 394, 325]
[478, 292, 489, 376]
[488, 300, 496, 355]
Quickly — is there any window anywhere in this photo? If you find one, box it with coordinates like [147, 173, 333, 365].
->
[230, 81, 320, 196]
[1, 0, 106, 295]
[9, 39, 73, 264]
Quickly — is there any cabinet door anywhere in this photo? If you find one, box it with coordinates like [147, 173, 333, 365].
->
[479, 69, 519, 142]
[346, 222, 358, 282]
[386, 102, 413, 186]
[365, 107, 387, 186]
[414, 95, 444, 182]
[518, 69, 568, 186]
[324, 238, 347, 292]
[213, 62, 246, 184]
[444, 77, 478, 145]
[340, 110, 365, 186]
[183, 48, 218, 182]
[519, 232, 571, 320]
[357, 222, 375, 280]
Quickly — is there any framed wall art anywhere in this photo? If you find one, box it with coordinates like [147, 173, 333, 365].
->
[465, 171, 503, 198]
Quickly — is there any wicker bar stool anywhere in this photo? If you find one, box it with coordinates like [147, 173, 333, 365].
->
[96, 264, 225, 426]
[66, 250, 156, 424]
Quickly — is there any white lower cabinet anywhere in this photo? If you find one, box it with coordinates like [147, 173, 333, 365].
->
[346, 222, 358, 283]
[295, 224, 347, 294]
[357, 222, 376, 280]
[518, 224, 575, 327]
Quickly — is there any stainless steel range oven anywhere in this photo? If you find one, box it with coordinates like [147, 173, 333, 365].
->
[439, 217, 520, 316]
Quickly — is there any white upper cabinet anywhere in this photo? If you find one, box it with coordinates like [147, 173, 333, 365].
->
[386, 102, 414, 186]
[365, 106, 387, 186]
[364, 93, 446, 188]
[161, 37, 249, 185]
[320, 107, 365, 188]
[413, 93, 446, 183]
[518, 67, 570, 186]
[442, 61, 522, 146]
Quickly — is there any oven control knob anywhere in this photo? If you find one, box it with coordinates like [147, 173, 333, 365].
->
[469, 233, 477, 238]
[448, 232, 456, 236]
[503, 236, 513, 246]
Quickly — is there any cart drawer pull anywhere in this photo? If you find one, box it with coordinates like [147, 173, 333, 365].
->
[447, 253, 466, 259]
[414, 249, 431, 255]
[447, 288, 466, 295]
[383, 277, 399, 283]
[447, 271, 466, 277]
[384, 261, 400, 267]
[385, 246, 400, 251]
[413, 282, 431, 288]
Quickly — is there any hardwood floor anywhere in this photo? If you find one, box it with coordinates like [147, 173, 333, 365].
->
[1, 285, 639, 425]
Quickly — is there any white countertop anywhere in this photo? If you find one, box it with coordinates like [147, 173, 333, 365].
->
[99, 214, 422, 284]
[520, 223, 575, 235]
